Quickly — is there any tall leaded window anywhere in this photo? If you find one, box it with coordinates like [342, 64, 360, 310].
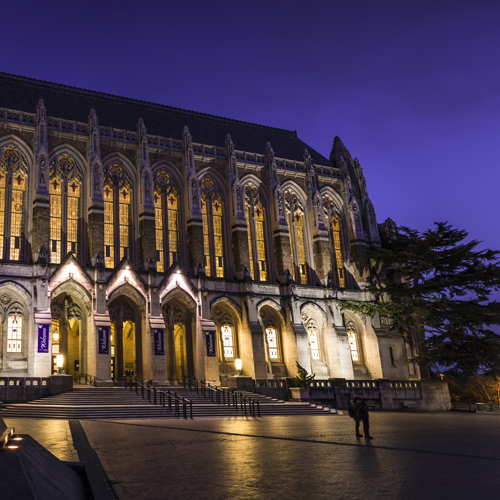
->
[154, 169, 179, 273]
[221, 324, 234, 358]
[307, 325, 321, 360]
[284, 190, 308, 284]
[7, 315, 22, 353]
[245, 184, 268, 281]
[201, 177, 224, 278]
[346, 321, 360, 362]
[104, 162, 132, 268]
[0, 146, 28, 261]
[323, 196, 346, 288]
[266, 326, 279, 359]
[49, 154, 81, 263]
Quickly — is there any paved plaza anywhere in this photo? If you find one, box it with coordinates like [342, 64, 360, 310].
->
[5, 412, 500, 499]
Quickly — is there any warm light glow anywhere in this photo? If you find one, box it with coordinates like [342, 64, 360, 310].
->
[177, 270, 181, 274]
[53, 331, 59, 343]
[235, 358, 243, 371]
[56, 354, 64, 368]
[11, 437, 23, 441]
[6, 445, 18, 449]
[126, 265, 130, 270]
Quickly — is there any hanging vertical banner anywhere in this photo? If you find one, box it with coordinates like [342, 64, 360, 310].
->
[98, 326, 109, 355]
[205, 330, 216, 357]
[154, 328, 165, 355]
[37, 324, 49, 353]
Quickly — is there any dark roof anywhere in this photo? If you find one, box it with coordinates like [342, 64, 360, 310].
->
[0, 73, 328, 164]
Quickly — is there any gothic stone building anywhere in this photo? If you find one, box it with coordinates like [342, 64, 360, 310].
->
[0, 73, 420, 386]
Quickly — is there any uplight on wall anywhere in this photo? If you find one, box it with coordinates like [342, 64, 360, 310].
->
[235, 358, 243, 375]
[56, 354, 64, 374]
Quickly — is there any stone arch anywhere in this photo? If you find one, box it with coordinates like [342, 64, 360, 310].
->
[102, 153, 137, 185]
[300, 301, 327, 324]
[51, 279, 92, 315]
[256, 298, 285, 321]
[108, 283, 147, 315]
[211, 297, 242, 375]
[300, 301, 330, 377]
[0, 135, 34, 168]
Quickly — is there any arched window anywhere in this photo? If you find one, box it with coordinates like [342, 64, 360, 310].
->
[244, 184, 268, 281]
[7, 314, 22, 353]
[284, 190, 308, 284]
[0, 145, 28, 261]
[201, 177, 224, 278]
[307, 323, 321, 360]
[104, 162, 132, 268]
[346, 321, 361, 362]
[49, 154, 81, 264]
[221, 324, 234, 358]
[323, 196, 346, 288]
[154, 169, 179, 273]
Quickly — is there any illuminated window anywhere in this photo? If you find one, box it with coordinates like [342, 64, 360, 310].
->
[245, 185, 268, 282]
[154, 170, 179, 273]
[0, 146, 28, 261]
[266, 327, 278, 359]
[221, 325, 234, 358]
[7, 315, 22, 353]
[104, 184, 114, 268]
[284, 191, 308, 284]
[201, 177, 224, 278]
[346, 322, 360, 362]
[308, 328, 320, 360]
[49, 155, 81, 264]
[104, 162, 132, 268]
[323, 197, 346, 288]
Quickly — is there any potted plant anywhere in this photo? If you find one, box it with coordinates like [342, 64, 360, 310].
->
[289, 361, 315, 401]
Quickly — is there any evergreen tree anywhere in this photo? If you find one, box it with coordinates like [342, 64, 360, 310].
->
[339, 222, 500, 378]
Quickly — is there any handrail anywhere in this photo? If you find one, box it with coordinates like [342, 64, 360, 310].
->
[184, 375, 261, 417]
[128, 376, 193, 419]
[74, 372, 96, 387]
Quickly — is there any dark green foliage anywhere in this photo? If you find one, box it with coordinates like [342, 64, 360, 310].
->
[290, 361, 316, 387]
[339, 222, 500, 378]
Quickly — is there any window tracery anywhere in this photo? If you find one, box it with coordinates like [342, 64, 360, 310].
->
[104, 162, 132, 268]
[154, 169, 179, 272]
[323, 196, 346, 288]
[201, 177, 224, 278]
[284, 190, 307, 284]
[0, 145, 28, 261]
[7, 314, 22, 353]
[244, 184, 268, 281]
[265, 319, 279, 360]
[346, 321, 360, 362]
[306, 320, 321, 360]
[49, 154, 81, 263]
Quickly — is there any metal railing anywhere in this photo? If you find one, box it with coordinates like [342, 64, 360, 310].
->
[451, 402, 500, 412]
[184, 375, 261, 417]
[74, 373, 97, 386]
[128, 377, 193, 419]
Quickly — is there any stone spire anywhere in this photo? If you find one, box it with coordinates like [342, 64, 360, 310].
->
[34, 98, 49, 195]
[88, 109, 103, 202]
[329, 136, 352, 164]
[137, 118, 153, 210]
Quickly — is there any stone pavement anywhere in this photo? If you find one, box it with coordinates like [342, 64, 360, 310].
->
[5, 412, 500, 499]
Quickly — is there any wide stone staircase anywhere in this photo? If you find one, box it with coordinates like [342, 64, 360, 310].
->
[0, 385, 337, 419]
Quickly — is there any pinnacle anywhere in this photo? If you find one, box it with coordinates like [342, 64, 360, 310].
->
[329, 136, 351, 163]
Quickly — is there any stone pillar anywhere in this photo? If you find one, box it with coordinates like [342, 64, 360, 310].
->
[273, 231, 293, 279]
[139, 216, 156, 263]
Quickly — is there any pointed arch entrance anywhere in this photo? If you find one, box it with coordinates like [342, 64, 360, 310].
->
[109, 297, 143, 384]
[161, 286, 197, 385]
[50, 295, 85, 376]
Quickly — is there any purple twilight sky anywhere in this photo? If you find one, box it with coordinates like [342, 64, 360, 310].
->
[2, 0, 500, 261]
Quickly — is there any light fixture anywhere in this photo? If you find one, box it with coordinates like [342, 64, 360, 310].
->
[56, 354, 64, 374]
[126, 265, 130, 270]
[53, 330, 59, 343]
[235, 358, 243, 375]
[6, 445, 18, 449]
[177, 270, 181, 274]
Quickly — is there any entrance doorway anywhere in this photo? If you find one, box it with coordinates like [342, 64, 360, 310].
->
[109, 298, 142, 384]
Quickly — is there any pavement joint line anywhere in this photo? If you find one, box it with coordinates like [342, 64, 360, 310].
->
[84, 419, 500, 463]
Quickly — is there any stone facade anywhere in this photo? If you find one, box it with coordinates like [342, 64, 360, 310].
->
[0, 73, 422, 387]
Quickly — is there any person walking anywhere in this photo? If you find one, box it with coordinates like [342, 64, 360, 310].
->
[348, 398, 363, 438]
[356, 398, 373, 439]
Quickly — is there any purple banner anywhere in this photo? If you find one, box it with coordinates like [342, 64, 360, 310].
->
[37, 324, 49, 353]
[98, 326, 109, 355]
[205, 330, 216, 357]
[154, 328, 165, 355]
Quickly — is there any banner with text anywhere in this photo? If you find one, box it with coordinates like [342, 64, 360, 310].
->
[205, 330, 216, 357]
[37, 324, 49, 353]
[98, 326, 109, 355]
[154, 328, 165, 355]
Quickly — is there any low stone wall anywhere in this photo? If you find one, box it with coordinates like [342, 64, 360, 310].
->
[255, 378, 451, 411]
[0, 376, 73, 403]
